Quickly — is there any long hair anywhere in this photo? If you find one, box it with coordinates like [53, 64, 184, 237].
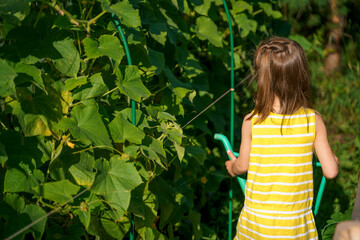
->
[248, 37, 312, 124]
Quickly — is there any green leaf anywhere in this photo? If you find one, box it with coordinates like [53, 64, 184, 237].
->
[109, 113, 145, 144]
[1, 203, 47, 240]
[188, 210, 203, 239]
[101, 213, 131, 239]
[0, 0, 31, 24]
[37, 180, 80, 204]
[176, 48, 204, 78]
[120, 108, 149, 131]
[108, 0, 141, 28]
[22, 114, 52, 137]
[116, 65, 151, 102]
[58, 104, 112, 147]
[258, 2, 282, 19]
[0, 59, 17, 97]
[0, 143, 8, 167]
[72, 73, 108, 101]
[165, 67, 193, 99]
[158, 122, 184, 145]
[186, 146, 206, 165]
[174, 142, 185, 161]
[138, 227, 166, 240]
[157, 111, 176, 122]
[15, 63, 46, 93]
[148, 48, 165, 74]
[149, 22, 167, 46]
[4, 168, 44, 194]
[4, 193, 25, 212]
[91, 156, 142, 217]
[129, 184, 157, 228]
[232, 1, 253, 14]
[235, 13, 257, 38]
[289, 35, 312, 52]
[142, 136, 167, 167]
[195, 16, 222, 47]
[69, 152, 96, 187]
[52, 37, 80, 77]
[193, 0, 212, 15]
[8, 99, 54, 137]
[83, 34, 125, 62]
[21, 204, 47, 240]
[65, 76, 88, 91]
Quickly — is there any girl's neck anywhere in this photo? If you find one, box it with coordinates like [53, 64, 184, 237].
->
[272, 96, 281, 113]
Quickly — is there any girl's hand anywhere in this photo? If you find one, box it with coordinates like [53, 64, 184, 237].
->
[225, 150, 237, 177]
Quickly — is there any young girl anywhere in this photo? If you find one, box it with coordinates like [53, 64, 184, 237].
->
[225, 37, 340, 240]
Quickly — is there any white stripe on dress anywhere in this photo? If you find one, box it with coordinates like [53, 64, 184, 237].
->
[249, 162, 312, 167]
[246, 179, 313, 186]
[241, 217, 314, 229]
[237, 231, 318, 240]
[253, 123, 315, 128]
[250, 152, 313, 157]
[247, 170, 313, 177]
[244, 207, 313, 219]
[239, 224, 316, 239]
[252, 143, 313, 148]
[246, 186, 313, 196]
[253, 133, 314, 138]
[244, 205, 312, 215]
[253, 113, 315, 119]
[245, 195, 313, 205]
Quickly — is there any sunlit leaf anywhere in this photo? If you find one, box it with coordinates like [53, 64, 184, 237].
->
[15, 63, 46, 93]
[91, 156, 142, 218]
[83, 34, 125, 62]
[258, 2, 282, 19]
[0, 59, 17, 97]
[36, 180, 80, 204]
[69, 152, 96, 187]
[72, 73, 108, 101]
[109, 113, 145, 144]
[195, 16, 222, 47]
[52, 37, 80, 77]
[0, 143, 8, 167]
[106, 0, 141, 28]
[4, 168, 44, 194]
[65, 76, 88, 91]
[116, 65, 151, 102]
[0, 0, 31, 24]
[58, 104, 112, 147]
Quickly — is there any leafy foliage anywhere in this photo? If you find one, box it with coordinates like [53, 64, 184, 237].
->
[0, 0, 309, 239]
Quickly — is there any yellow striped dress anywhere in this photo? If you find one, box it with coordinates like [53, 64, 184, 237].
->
[235, 107, 318, 240]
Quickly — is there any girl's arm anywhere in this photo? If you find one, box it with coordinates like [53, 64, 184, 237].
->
[314, 113, 339, 179]
[225, 114, 252, 176]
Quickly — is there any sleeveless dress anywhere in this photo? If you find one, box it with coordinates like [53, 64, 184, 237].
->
[235, 107, 318, 240]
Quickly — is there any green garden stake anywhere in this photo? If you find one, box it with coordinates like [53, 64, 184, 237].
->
[221, 1, 235, 239]
[112, 14, 136, 240]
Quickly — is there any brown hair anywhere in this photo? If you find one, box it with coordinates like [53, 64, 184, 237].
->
[248, 37, 312, 124]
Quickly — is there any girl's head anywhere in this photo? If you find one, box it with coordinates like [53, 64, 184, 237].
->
[250, 37, 311, 123]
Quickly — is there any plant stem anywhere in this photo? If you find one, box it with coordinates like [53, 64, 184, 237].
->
[0, 121, 8, 130]
[34, 1, 45, 27]
[86, 10, 107, 34]
[39, 198, 58, 210]
[101, 87, 119, 98]
[76, 0, 84, 19]
[77, 31, 82, 56]
[41, 0, 80, 26]
[85, 3, 94, 21]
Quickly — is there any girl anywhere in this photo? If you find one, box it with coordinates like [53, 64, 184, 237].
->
[225, 37, 339, 240]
